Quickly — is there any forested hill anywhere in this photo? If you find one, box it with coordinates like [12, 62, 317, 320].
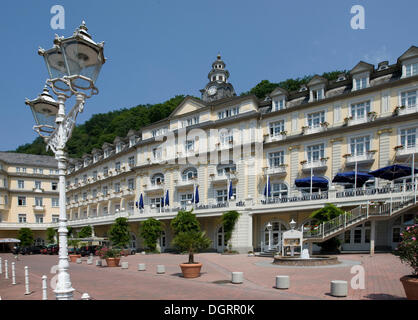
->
[14, 70, 345, 158]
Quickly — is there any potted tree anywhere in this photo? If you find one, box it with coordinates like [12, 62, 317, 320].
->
[171, 210, 211, 278]
[109, 217, 130, 257]
[68, 239, 81, 262]
[140, 218, 164, 253]
[393, 222, 418, 300]
[98, 247, 121, 267]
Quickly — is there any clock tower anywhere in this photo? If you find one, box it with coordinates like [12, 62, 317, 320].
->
[200, 54, 236, 102]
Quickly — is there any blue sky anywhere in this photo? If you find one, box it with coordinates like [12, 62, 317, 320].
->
[0, 0, 417, 151]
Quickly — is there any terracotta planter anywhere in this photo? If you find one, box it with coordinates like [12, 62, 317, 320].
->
[180, 263, 202, 278]
[400, 275, 418, 300]
[69, 254, 81, 263]
[105, 257, 121, 267]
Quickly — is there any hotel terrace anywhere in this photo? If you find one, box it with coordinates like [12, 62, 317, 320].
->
[3, 47, 418, 254]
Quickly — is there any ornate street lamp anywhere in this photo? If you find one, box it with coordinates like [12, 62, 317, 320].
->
[290, 219, 297, 230]
[26, 21, 105, 300]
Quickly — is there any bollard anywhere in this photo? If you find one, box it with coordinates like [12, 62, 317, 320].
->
[0, 257, 2, 274]
[81, 293, 91, 300]
[121, 262, 129, 269]
[156, 265, 165, 274]
[231, 272, 244, 284]
[87, 258, 93, 265]
[5, 260, 8, 279]
[95, 259, 102, 267]
[76, 258, 82, 264]
[11, 262, 16, 285]
[138, 263, 146, 271]
[42, 275, 48, 300]
[24, 266, 31, 295]
[330, 280, 348, 297]
[275, 276, 290, 289]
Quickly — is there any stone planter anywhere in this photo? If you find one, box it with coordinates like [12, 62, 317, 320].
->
[400, 275, 418, 300]
[105, 257, 121, 267]
[69, 254, 81, 263]
[179, 263, 202, 278]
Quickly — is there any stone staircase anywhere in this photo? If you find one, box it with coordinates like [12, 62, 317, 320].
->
[304, 191, 418, 243]
[256, 248, 279, 257]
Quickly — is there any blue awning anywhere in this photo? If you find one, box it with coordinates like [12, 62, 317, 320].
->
[369, 165, 418, 181]
[295, 176, 329, 189]
[332, 171, 374, 187]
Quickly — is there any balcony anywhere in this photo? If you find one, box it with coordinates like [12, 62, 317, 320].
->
[398, 105, 418, 116]
[33, 205, 45, 212]
[301, 159, 328, 172]
[302, 123, 328, 135]
[344, 151, 376, 166]
[264, 134, 286, 143]
[265, 165, 287, 176]
[211, 173, 237, 183]
[144, 182, 165, 192]
[110, 191, 123, 199]
[176, 179, 195, 188]
[395, 145, 418, 160]
[32, 188, 44, 193]
[347, 113, 377, 126]
[122, 188, 135, 196]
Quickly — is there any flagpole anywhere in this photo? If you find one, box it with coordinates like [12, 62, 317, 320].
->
[355, 158, 358, 193]
[310, 167, 313, 200]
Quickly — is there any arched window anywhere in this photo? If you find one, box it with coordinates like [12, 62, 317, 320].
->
[182, 168, 197, 181]
[272, 183, 288, 197]
[151, 173, 164, 185]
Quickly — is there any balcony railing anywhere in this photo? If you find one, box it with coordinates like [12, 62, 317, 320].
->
[345, 152, 375, 166]
[301, 159, 328, 172]
[396, 145, 418, 157]
[145, 182, 165, 191]
[399, 104, 418, 115]
[33, 205, 45, 212]
[265, 134, 285, 143]
[265, 166, 287, 176]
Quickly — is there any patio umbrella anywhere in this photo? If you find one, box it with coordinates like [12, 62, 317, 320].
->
[194, 185, 199, 204]
[0, 238, 21, 243]
[264, 175, 272, 198]
[164, 190, 169, 207]
[369, 164, 418, 181]
[139, 193, 144, 209]
[295, 176, 329, 190]
[332, 171, 374, 187]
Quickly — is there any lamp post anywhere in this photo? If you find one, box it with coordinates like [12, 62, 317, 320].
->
[25, 22, 105, 300]
[266, 222, 272, 250]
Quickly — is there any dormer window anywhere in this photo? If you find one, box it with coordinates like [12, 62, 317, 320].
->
[152, 127, 168, 138]
[84, 158, 90, 167]
[311, 88, 324, 101]
[217, 107, 239, 120]
[405, 62, 418, 78]
[273, 98, 285, 111]
[129, 137, 136, 147]
[182, 116, 199, 128]
[104, 149, 110, 158]
[353, 75, 369, 91]
[116, 144, 122, 153]
[93, 154, 99, 163]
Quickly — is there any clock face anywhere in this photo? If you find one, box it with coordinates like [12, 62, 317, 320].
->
[208, 86, 217, 96]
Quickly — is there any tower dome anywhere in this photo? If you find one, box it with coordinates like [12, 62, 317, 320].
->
[200, 54, 236, 102]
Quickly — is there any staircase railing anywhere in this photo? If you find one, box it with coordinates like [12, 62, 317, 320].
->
[304, 187, 417, 241]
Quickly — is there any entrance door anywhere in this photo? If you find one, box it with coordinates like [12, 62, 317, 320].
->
[217, 226, 226, 252]
[263, 221, 287, 251]
[159, 231, 166, 252]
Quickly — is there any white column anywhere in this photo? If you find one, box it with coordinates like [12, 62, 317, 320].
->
[42, 275, 48, 300]
[247, 214, 253, 251]
[24, 266, 31, 295]
[11, 262, 16, 285]
[53, 149, 75, 300]
[0, 257, 2, 274]
[370, 220, 376, 256]
[4, 260, 8, 279]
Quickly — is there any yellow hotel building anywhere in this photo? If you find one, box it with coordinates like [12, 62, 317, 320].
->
[0, 152, 59, 250]
[3, 47, 418, 254]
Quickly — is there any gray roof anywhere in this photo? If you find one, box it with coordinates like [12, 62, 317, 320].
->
[0, 152, 58, 168]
